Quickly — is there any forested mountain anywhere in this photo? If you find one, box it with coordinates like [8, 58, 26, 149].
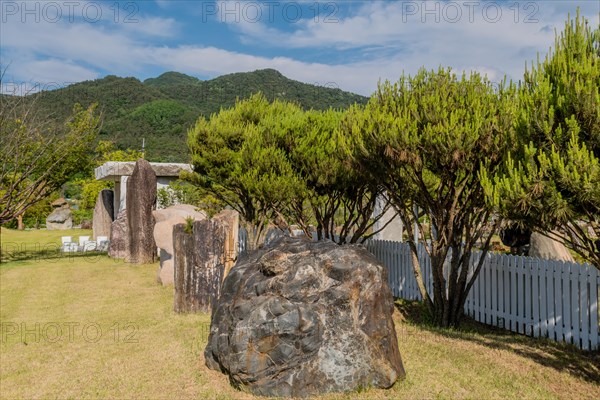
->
[26, 69, 368, 162]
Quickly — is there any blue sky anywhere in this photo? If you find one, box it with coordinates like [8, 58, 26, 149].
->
[1, 0, 598, 96]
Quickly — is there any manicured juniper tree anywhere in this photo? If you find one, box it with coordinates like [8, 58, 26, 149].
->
[186, 93, 305, 249]
[347, 68, 517, 327]
[482, 11, 600, 269]
[187, 93, 392, 248]
[290, 109, 392, 243]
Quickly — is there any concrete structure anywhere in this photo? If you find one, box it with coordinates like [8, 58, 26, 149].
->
[372, 195, 404, 241]
[95, 161, 192, 219]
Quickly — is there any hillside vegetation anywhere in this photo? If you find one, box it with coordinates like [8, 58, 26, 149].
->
[24, 69, 367, 162]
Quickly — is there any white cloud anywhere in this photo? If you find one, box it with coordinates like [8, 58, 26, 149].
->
[1, 1, 597, 97]
[155, 0, 172, 9]
[120, 16, 178, 38]
[1, 58, 98, 95]
[224, 1, 599, 84]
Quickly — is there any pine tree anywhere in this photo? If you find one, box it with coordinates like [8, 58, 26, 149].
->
[482, 11, 600, 268]
[349, 67, 517, 327]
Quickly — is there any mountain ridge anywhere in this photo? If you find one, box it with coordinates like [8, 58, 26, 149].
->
[25, 69, 368, 162]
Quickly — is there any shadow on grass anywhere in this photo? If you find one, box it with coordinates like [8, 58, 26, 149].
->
[395, 299, 600, 384]
[0, 246, 109, 264]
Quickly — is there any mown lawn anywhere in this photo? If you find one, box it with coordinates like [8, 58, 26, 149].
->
[1, 228, 599, 399]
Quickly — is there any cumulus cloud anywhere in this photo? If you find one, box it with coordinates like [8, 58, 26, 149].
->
[1, 0, 597, 96]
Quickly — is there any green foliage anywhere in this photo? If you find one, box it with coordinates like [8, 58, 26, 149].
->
[483, 10, 600, 268]
[68, 140, 143, 213]
[292, 109, 385, 242]
[187, 93, 380, 247]
[95, 140, 144, 163]
[63, 181, 83, 200]
[157, 180, 223, 216]
[0, 102, 100, 224]
[129, 100, 190, 133]
[80, 179, 113, 210]
[144, 71, 201, 87]
[348, 67, 517, 327]
[23, 195, 58, 228]
[187, 93, 305, 247]
[157, 187, 174, 209]
[72, 207, 93, 226]
[2, 193, 59, 229]
[23, 69, 366, 162]
[184, 216, 194, 235]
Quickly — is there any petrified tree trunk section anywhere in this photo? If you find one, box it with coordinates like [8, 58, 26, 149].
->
[213, 210, 239, 277]
[127, 159, 157, 264]
[173, 219, 226, 314]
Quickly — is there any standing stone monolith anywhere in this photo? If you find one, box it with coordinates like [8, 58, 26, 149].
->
[173, 219, 226, 314]
[153, 204, 207, 285]
[127, 159, 157, 264]
[93, 189, 114, 240]
[529, 232, 575, 262]
[108, 209, 129, 260]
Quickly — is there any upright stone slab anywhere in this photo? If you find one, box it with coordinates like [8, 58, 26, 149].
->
[173, 219, 226, 314]
[213, 209, 239, 277]
[153, 204, 207, 285]
[529, 232, 575, 262]
[93, 189, 114, 240]
[108, 209, 130, 260]
[127, 159, 157, 264]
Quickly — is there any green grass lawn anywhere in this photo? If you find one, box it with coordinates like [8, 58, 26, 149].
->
[1, 228, 599, 399]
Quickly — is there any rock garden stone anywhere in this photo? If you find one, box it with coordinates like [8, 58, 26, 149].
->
[205, 237, 405, 398]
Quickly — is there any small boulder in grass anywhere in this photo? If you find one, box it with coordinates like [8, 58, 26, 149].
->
[205, 237, 405, 398]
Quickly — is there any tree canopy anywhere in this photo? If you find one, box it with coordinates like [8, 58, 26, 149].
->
[482, 11, 600, 268]
[186, 93, 387, 248]
[0, 97, 100, 225]
[347, 67, 517, 327]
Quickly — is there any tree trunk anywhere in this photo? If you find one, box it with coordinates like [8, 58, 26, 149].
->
[430, 250, 471, 328]
[173, 219, 226, 314]
[432, 278, 471, 327]
[244, 221, 267, 251]
[17, 215, 24, 230]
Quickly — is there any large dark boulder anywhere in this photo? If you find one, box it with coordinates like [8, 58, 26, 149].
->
[205, 237, 404, 398]
[127, 159, 157, 264]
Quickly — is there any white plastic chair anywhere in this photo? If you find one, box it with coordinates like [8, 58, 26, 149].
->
[83, 241, 97, 251]
[96, 236, 109, 252]
[61, 236, 74, 252]
[76, 236, 90, 252]
[97, 236, 108, 244]
[78, 236, 90, 246]
[67, 243, 79, 252]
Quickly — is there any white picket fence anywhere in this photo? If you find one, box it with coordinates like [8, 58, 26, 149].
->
[366, 240, 600, 350]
